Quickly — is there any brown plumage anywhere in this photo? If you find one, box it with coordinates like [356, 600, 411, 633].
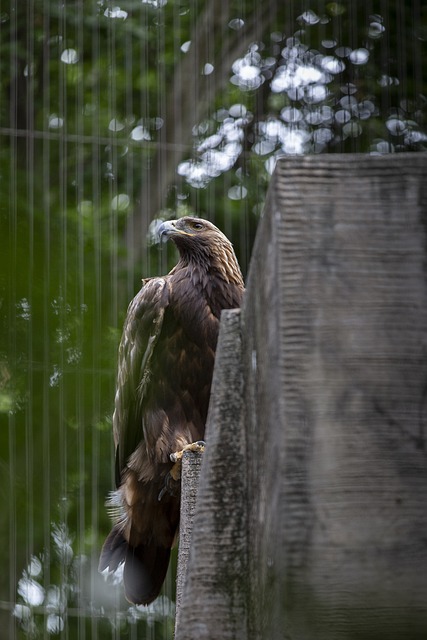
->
[99, 216, 244, 605]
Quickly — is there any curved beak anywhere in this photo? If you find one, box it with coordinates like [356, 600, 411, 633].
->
[157, 219, 193, 243]
[157, 220, 177, 239]
[157, 220, 179, 244]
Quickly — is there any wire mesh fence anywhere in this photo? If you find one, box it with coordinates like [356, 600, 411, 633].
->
[0, 1, 426, 638]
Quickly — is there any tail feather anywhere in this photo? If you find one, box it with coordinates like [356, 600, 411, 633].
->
[99, 526, 127, 572]
[99, 525, 171, 605]
[124, 543, 171, 605]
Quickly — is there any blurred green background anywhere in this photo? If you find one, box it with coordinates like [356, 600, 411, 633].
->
[0, 1, 426, 637]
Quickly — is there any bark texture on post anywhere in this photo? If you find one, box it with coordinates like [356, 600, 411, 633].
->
[175, 309, 247, 640]
[174, 449, 203, 634]
[175, 154, 427, 640]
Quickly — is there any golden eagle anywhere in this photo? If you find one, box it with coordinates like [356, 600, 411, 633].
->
[99, 216, 244, 604]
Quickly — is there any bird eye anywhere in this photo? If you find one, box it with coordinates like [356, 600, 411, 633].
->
[192, 221, 203, 230]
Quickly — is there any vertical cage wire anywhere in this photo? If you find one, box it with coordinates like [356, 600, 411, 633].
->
[7, 2, 18, 638]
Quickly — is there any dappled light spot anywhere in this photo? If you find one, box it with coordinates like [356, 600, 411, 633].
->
[231, 48, 264, 91]
[342, 121, 362, 138]
[13, 604, 32, 624]
[298, 10, 320, 25]
[16, 298, 31, 320]
[322, 39, 337, 48]
[177, 160, 210, 188]
[108, 118, 125, 132]
[47, 615, 65, 634]
[228, 185, 248, 200]
[339, 95, 358, 110]
[104, 6, 128, 19]
[48, 114, 64, 129]
[229, 103, 247, 118]
[368, 21, 385, 39]
[66, 347, 82, 364]
[77, 200, 93, 216]
[228, 18, 244, 30]
[142, 0, 168, 7]
[378, 74, 400, 87]
[305, 83, 329, 104]
[130, 125, 151, 141]
[386, 117, 408, 136]
[321, 56, 345, 74]
[111, 194, 130, 212]
[202, 63, 214, 76]
[371, 140, 395, 153]
[17, 577, 45, 607]
[60, 48, 79, 64]
[335, 109, 352, 124]
[280, 106, 303, 123]
[313, 127, 334, 144]
[252, 140, 275, 155]
[349, 48, 369, 65]
[49, 365, 62, 387]
[271, 61, 324, 94]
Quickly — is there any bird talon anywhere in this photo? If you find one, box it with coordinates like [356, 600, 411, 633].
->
[157, 484, 168, 502]
[159, 442, 206, 500]
[169, 440, 206, 463]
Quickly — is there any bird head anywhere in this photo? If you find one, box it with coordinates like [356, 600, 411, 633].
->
[158, 217, 205, 241]
[158, 217, 244, 286]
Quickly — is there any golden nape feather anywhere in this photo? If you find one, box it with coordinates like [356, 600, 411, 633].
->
[99, 217, 244, 605]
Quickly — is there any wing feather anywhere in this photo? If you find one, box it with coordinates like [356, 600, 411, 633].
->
[113, 277, 170, 486]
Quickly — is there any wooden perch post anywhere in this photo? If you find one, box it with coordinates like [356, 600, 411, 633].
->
[175, 308, 246, 640]
[174, 448, 203, 633]
[175, 154, 427, 640]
